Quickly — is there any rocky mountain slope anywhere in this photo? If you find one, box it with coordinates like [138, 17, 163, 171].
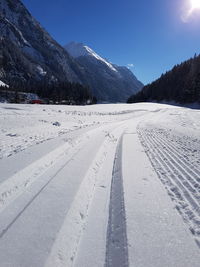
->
[0, 0, 143, 102]
[0, 0, 84, 84]
[65, 42, 143, 102]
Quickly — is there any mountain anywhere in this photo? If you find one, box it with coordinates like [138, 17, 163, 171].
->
[65, 42, 143, 102]
[0, 0, 143, 103]
[0, 0, 85, 85]
[127, 55, 200, 104]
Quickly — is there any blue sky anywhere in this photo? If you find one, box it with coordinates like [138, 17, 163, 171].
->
[22, 0, 200, 85]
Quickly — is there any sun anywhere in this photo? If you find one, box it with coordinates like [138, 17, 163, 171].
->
[181, 0, 200, 22]
[191, 0, 200, 10]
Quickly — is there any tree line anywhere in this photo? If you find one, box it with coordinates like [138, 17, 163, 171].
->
[127, 54, 200, 104]
[0, 79, 97, 105]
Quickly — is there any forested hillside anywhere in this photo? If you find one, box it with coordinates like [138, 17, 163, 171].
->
[128, 54, 200, 104]
[0, 81, 95, 104]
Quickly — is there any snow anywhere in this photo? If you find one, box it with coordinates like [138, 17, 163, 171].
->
[0, 80, 9, 87]
[65, 42, 118, 72]
[3, 17, 30, 46]
[0, 102, 200, 266]
[123, 119, 200, 267]
[36, 65, 47, 76]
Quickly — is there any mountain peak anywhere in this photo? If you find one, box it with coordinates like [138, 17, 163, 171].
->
[1, 0, 143, 103]
[65, 42, 97, 58]
[64, 41, 143, 102]
[65, 42, 118, 72]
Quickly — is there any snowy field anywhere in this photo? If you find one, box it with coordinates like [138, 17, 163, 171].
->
[0, 102, 200, 267]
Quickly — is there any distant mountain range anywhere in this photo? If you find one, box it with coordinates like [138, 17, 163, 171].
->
[128, 55, 200, 104]
[0, 0, 143, 103]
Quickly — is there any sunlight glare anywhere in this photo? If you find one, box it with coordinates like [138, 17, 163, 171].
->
[191, 0, 200, 10]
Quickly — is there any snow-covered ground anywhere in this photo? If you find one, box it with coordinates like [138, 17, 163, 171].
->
[0, 102, 200, 267]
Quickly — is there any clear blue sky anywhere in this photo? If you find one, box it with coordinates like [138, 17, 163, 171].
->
[22, 0, 200, 85]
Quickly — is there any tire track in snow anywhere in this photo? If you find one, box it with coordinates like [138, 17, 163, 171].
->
[105, 135, 129, 267]
[44, 124, 125, 267]
[0, 123, 121, 216]
[0, 126, 128, 267]
[138, 125, 200, 246]
[0, 124, 121, 242]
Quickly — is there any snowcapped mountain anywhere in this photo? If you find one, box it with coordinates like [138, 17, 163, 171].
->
[66, 42, 118, 73]
[65, 42, 143, 102]
[0, 0, 143, 102]
[0, 0, 83, 84]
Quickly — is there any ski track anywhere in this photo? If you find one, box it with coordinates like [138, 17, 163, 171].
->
[138, 124, 200, 245]
[0, 120, 129, 217]
[44, 123, 126, 267]
[0, 146, 82, 240]
[105, 135, 129, 267]
[0, 128, 90, 214]
[0, 103, 200, 266]
[0, 119, 127, 267]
